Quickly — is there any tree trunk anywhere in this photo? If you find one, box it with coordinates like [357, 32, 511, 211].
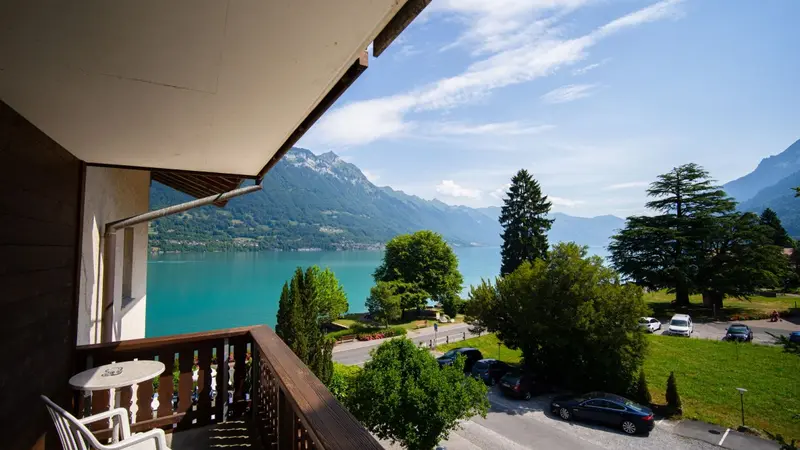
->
[675, 283, 690, 306]
[702, 291, 713, 308]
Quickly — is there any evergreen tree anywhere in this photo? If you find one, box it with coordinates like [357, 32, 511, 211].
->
[666, 372, 682, 412]
[760, 208, 794, 248]
[275, 283, 294, 345]
[499, 169, 553, 276]
[610, 164, 736, 306]
[634, 369, 652, 405]
[697, 212, 787, 307]
[274, 266, 335, 385]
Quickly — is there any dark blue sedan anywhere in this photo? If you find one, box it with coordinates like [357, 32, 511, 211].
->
[789, 331, 800, 344]
[550, 392, 654, 435]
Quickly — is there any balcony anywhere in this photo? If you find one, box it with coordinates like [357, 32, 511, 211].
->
[72, 325, 379, 450]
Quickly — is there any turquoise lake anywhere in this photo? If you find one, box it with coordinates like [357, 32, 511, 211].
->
[146, 246, 609, 337]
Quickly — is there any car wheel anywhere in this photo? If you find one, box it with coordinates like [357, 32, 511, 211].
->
[523, 391, 532, 401]
[621, 420, 637, 435]
[559, 407, 571, 420]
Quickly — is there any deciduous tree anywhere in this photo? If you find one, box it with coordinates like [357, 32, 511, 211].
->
[366, 282, 402, 327]
[347, 339, 488, 450]
[373, 231, 462, 306]
[499, 169, 553, 276]
[312, 266, 349, 322]
[470, 243, 649, 393]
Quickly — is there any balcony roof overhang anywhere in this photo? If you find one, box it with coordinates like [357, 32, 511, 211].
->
[0, 0, 429, 198]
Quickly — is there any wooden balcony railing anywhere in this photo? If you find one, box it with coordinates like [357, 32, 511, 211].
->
[74, 325, 381, 450]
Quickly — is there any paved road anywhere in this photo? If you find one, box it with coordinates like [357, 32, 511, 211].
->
[333, 323, 477, 366]
[381, 388, 726, 450]
[649, 319, 799, 345]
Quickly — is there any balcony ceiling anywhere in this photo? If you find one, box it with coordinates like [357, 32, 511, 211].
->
[0, 0, 417, 177]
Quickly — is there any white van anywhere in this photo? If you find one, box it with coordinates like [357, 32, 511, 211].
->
[667, 314, 693, 337]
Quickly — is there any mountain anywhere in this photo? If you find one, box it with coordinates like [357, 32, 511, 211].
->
[724, 139, 800, 203]
[722, 139, 800, 237]
[149, 148, 622, 252]
[474, 208, 624, 248]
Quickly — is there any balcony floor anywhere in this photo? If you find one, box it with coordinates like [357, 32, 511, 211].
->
[167, 418, 264, 450]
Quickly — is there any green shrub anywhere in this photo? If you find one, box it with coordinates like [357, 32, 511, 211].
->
[666, 371, 682, 412]
[634, 369, 652, 405]
[328, 363, 362, 402]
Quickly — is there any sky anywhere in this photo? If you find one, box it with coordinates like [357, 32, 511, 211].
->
[298, 0, 800, 218]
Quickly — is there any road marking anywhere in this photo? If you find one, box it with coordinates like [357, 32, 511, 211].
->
[718, 428, 730, 446]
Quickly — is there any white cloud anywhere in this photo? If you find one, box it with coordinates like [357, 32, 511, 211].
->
[362, 169, 380, 184]
[572, 58, 610, 75]
[433, 121, 555, 136]
[550, 196, 585, 207]
[490, 183, 511, 200]
[436, 180, 482, 199]
[604, 181, 649, 190]
[432, 0, 590, 55]
[308, 0, 684, 147]
[396, 44, 421, 59]
[541, 84, 597, 104]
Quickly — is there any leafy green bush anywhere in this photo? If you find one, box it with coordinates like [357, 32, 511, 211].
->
[347, 339, 488, 450]
[328, 362, 362, 403]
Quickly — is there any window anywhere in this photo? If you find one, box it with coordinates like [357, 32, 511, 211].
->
[584, 400, 604, 408]
[605, 401, 626, 411]
[121, 227, 134, 309]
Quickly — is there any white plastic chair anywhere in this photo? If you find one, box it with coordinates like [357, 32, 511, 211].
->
[42, 395, 169, 450]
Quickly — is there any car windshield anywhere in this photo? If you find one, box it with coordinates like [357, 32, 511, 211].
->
[670, 319, 688, 327]
[728, 326, 747, 333]
[638, 318, 648, 324]
[474, 361, 488, 370]
[443, 350, 457, 358]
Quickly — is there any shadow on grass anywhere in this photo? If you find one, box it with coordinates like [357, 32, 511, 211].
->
[648, 301, 774, 323]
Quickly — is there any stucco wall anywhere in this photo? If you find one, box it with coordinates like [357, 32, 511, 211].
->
[77, 166, 150, 345]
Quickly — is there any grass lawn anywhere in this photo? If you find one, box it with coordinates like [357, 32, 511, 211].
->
[644, 334, 799, 440]
[440, 333, 800, 440]
[438, 334, 523, 365]
[644, 290, 798, 322]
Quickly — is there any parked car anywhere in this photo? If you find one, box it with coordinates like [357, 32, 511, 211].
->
[550, 392, 654, 435]
[638, 317, 661, 333]
[723, 323, 753, 342]
[471, 359, 510, 386]
[789, 331, 800, 344]
[498, 370, 536, 400]
[666, 314, 693, 337]
[437, 347, 483, 373]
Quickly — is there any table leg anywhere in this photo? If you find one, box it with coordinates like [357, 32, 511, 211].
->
[111, 388, 120, 443]
[130, 383, 139, 425]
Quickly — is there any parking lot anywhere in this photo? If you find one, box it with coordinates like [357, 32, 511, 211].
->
[380, 388, 721, 450]
[648, 318, 799, 345]
[381, 388, 776, 450]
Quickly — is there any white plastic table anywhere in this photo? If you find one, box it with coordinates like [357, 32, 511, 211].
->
[70, 360, 165, 441]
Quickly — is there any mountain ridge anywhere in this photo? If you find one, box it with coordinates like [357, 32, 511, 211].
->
[722, 138, 800, 237]
[149, 148, 624, 252]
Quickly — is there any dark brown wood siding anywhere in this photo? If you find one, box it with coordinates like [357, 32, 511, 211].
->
[0, 101, 84, 450]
